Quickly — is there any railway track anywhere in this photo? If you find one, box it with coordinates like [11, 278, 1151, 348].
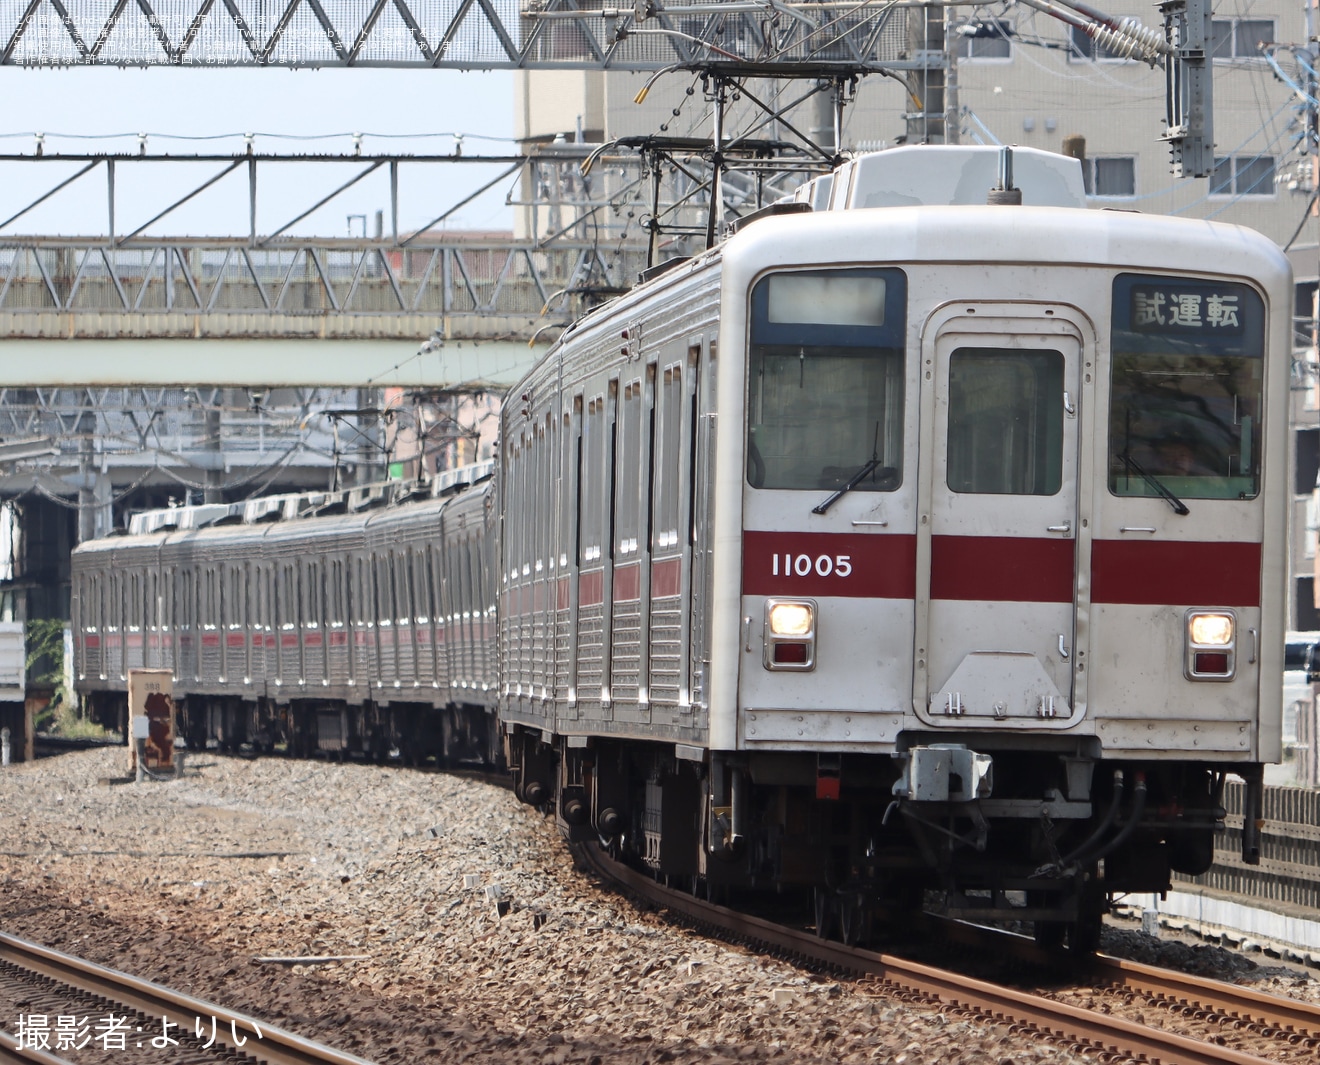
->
[0, 932, 375, 1065]
[574, 842, 1320, 1065]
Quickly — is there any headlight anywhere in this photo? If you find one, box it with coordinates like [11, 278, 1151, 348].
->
[1188, 613, 1234, 646]
[768, 600, 814, 637]
[764, 598, 817, 671]
[1185, 609, 1236, 681]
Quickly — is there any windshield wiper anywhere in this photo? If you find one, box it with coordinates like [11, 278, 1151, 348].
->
[813, 457, 884, 515]
[1121, 452, 1189, 515]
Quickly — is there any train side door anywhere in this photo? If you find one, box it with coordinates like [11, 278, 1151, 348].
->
[915, 309, 1089, 728]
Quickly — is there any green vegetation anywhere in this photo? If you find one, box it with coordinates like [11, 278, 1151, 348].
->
[26, 618, 108, 739]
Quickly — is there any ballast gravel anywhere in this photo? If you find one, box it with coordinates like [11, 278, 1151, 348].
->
[0, 747, 1311, 1063]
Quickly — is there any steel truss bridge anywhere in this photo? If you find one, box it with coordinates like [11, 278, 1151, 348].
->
[0, 0, 926, 70]
[0, 141, 821, 379]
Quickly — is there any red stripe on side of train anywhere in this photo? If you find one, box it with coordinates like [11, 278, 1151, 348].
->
[652, 557, 681, 599]
[557, 576, 571, 611]
[931, 536, 1076, 604]
[742, 531, 917, 599]
[1092, 540, 1261, 607]
[580, 569, 604, 607]
[614, 562, 641, 603]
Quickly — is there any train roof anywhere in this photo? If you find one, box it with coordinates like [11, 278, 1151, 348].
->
[829, 145, 1088, 210]
[70, 460, 495, 554]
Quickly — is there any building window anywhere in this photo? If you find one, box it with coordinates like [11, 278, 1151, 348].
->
[1212, 19, 1273, 59]
[1082, 156, 1136, 197]
[1210, 155, 1276, 197]
[957, 20, 1012, 60]
[1068, 25, 1129, 61]
[1297, 576, 1319, 631]
[1299, 429, 1320, 496]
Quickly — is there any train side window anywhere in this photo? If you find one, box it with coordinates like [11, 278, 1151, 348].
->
[376, 554, 393, 627]
[946, 348, 1064, 495]
[562, 403, 579, 574]
[353, 556, 366, 625]
[581, 396, 605, 565]
[1109, 274, 1266, 501]
[617, 379, 642, 558]
[308, 558, 322, 627]
[653, 364, 682, 551]
[541, 415, 554, 578]
[747, 268, 907, 492]
[398, 551, 413, 624]
[411, 551, 426, 622]
[644, 364, 657, 553]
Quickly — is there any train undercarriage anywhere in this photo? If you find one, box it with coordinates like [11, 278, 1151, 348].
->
[507, 726, 1260, 953]
[83, 689, 503, 769]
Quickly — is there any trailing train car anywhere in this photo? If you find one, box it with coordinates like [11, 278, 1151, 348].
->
[72, 145, 1291, 950]
[496, 145, 1290, 949]
[73, 465, 500, 764]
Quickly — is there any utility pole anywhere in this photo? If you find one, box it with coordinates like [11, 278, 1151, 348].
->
[944, 11, 961, 145]
[906, 5, 948, 144]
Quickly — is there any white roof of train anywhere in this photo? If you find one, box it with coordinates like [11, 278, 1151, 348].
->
[120, 460, 494, 537]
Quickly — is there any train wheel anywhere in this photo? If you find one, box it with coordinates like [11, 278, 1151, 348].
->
[838, 891, 872, 947]
[1067, 911, 1103, 956]
[1033, 920, 1066, 950]
[813, 887, 835, 940]
[1067, 883, 1107, 956]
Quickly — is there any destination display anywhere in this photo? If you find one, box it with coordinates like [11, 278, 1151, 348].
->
[1127, 283, 1244, 335]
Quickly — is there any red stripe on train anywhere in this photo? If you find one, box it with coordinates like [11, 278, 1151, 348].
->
[580, 568, 604, 607]
[614, 562, 641, 603]
[652, 557, 681, 599]
[931, 536, 1075, 603]
[742, 531, 917, 599]
[1092, 540, 1261, 607]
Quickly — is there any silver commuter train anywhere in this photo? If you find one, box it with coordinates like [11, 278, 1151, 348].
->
[73, 466, 500, 761]
[74, 146, 1291, 949]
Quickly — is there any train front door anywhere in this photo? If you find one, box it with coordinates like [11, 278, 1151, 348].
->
[914, 308, 1089, 729]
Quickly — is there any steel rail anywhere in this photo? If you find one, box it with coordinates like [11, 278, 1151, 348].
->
[1091, 954, 1320, 1043]
[0, 932, 378, 1065]
[575, 843, 1281, 1065]
[0, 1030, 75, 1065]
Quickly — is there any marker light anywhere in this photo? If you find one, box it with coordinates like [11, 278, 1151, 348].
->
[1188, 613, 1234, 646]
[768, 600, 814, 637]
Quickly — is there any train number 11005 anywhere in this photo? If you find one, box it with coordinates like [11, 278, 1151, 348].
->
[772, 553, 853, 578]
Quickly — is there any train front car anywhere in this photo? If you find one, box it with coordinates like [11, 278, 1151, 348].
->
[709, 147, 1290, 949]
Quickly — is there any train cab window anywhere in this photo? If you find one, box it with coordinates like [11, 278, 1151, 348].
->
[747, 268, 907, 492]
[1109, 275, 1265, 502]
[947, 349, 1064, 495]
